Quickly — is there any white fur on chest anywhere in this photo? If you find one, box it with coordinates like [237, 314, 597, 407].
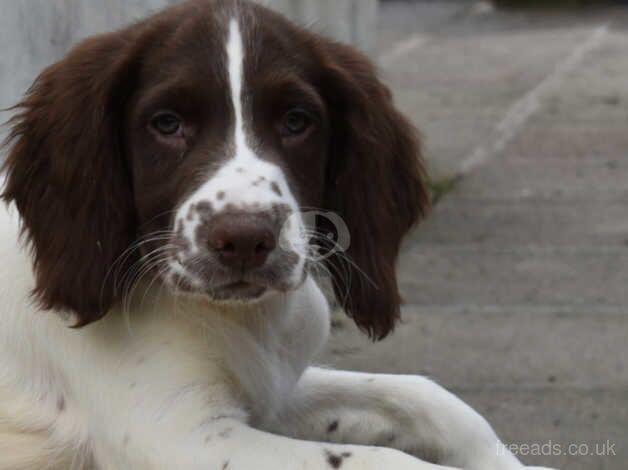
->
[0, 202, 330, 458]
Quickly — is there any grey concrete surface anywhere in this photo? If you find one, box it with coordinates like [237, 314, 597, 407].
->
[326, 307, 628, 389]
[321, 2, 628, 469]
[409, 200, 628, 245]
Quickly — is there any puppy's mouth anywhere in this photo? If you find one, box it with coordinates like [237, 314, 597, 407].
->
[161, 200, 307, 304]
[163, 260, 289, 303]
[210, 280, 268, 301]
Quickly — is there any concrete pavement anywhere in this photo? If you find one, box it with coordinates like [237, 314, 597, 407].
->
[320, 2, 628, 469]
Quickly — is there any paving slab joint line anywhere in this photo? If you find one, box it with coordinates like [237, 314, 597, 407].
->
[459, 24, 610, 175]
[408, 244, 628, 255]
[450, 384, 627, 393]
[401, 304, 628, 316]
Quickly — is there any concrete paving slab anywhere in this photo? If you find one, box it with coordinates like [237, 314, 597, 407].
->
[532, 30, 628, 127]
[398, 248, 628, 306]
[452, 156, 628, 201]
[321, 308, 628, 389]
[497, 126, 628, 163]
[379, 5, 609, 179]
[408, 200, 628, 246]
[451, 24, 628, 182]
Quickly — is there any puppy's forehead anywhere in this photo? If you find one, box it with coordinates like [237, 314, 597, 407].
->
[169, 6, 304, 221]
[140, 1, 311, 97]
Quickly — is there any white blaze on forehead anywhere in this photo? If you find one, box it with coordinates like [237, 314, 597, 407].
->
[227, 19, 250, 159]
[169, 17, 307, 283]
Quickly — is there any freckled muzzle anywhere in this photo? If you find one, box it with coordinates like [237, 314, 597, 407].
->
[168, 203, 303, 301]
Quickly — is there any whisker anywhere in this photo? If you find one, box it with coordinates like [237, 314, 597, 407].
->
[116, 244, 175, 323]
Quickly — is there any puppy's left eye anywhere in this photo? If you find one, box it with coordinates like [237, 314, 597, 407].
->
[150, 112, 183, 136]
[280, 109, 312, 138]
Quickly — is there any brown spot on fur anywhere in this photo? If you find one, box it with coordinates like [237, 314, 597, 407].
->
[218, 428, 234, 439]
[196, 201, 213, 216]
[327, 420, 339, 434]
[57, 396, 66, 412]
[252, 176, 267, 186]
[271, 182, 282, 196]
[217, 191, 226, 200]
[325, 450, 350, 469]
[270, 203, 293, 225]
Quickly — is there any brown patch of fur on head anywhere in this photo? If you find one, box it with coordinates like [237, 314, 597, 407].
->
[1, 0, 427, 335]
[1, 30, 142, 325]
[317, 40, 430, 341]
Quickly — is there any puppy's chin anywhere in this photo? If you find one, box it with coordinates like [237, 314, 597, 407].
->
[161, 260, 307, 306]
[165, 277, 276, 307]
[209, 282, 269, 303]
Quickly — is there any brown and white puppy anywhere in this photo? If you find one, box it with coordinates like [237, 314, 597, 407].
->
[0, 1, 554, 469]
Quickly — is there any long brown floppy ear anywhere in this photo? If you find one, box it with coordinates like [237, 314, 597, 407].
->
[1, 30, 140, 325]
[318, 41, 430, 340]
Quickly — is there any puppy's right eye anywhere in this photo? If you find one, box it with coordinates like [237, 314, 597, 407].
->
[150, 112, 183, 136]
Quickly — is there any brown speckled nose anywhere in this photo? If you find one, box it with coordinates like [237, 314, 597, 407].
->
[207, 213, 277, 269]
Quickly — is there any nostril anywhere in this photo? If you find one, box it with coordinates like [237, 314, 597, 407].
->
[207, 213, 277, 269]
[212, 238, 236, 254]
[222, 242, 236, 254]
[255, 235, 276, 255]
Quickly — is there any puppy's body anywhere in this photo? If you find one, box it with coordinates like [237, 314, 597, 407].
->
[0, 1, 554, 469]
[0, 201, 329, 468]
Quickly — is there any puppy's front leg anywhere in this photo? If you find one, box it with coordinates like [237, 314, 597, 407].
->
[93, 416, 461, 470]
[262, 368, 556, 470]
[74, 345, 457, 469]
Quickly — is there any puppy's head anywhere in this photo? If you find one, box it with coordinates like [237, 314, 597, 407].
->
[2, 0, 428, 339]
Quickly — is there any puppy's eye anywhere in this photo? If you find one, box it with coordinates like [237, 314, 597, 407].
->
[150, 112, 182, 136]
[280, 109, 312, 138]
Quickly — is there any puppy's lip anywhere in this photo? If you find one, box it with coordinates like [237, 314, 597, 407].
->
[223, 280, 255, 290]
[213, 281, 268, 299]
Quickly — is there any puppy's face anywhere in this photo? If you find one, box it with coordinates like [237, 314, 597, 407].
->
[127, 15, 329, 303]
[3, 0, 428, 339]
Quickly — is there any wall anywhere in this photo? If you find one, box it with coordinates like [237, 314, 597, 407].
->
[0, 0, 377, 140]
[261, 0, 377, 51]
